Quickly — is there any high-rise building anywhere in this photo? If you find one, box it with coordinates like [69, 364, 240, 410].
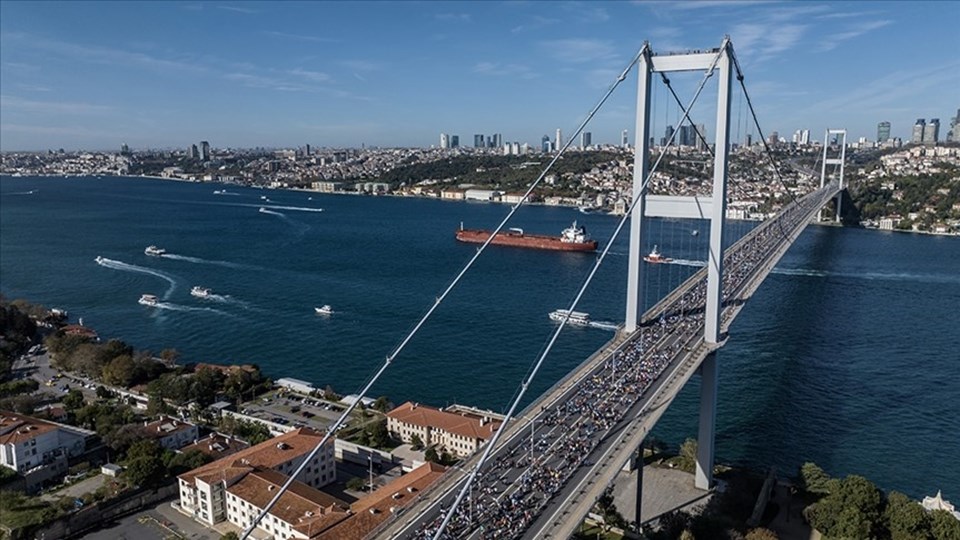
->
[948, 110, 959, 142]
[474, 134, 484, 148]
[767, 131, 779, 146]
[305, 144, 311, 156]
[541, 135, 551, 153]
[555, 128, 563, 150]
[877, 122, 891, 143]
[188, 144, 198, 159]
[439, 133, 449, 149]
[911, 119, 926, 144]
[199, 141, 210, 161]
[801, 129, 810, 145]
[695, 124, 707, 150]
[121, 143, 129, 155]
[492, 133, 502, 148]
[745, 133, 752, 147]
[923, 119, 939, 145]
[450, 135, 459, 148]
[580, 132, 592, 149]
[663, 125, 674, 146]
[621, 129, 629, 148]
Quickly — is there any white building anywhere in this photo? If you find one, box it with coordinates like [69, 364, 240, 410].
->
[0, 412, 92, 474]
[142, 416, 200, 451]
[386, 402, 500, 458]
[439, 133, 449, 149]
[177, 428, 336, 528]
[276, 377, 316, 395]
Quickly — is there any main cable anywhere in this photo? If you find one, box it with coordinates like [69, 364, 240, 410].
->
[430, 39, 728, 540]
[238, 41, 651, 540]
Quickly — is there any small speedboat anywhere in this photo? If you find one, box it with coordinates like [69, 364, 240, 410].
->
[191, 286, 212, 299]
[95, 256, 105, 264]
[138, 294, 159, 307]
[144, 245, 166, 256]
[259, 207, 268, 213]
[315, 305, 333, 315]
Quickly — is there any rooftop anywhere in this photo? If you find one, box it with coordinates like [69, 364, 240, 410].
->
[142, 416, 196, 439]
[387, 401, 500, 441]
[0, 412, 58, 445]
[226, 468, 350, 536]
[180, 432, 249, 459]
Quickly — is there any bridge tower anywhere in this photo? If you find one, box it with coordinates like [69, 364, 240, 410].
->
[625, 38, 733, 491]
[818, 129, 847, 222]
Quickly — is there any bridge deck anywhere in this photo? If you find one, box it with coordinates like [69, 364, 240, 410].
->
[371, 183, 841, 540]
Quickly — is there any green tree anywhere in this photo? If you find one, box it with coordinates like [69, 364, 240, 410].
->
[799, 462, 836, 497]
[124, 440, 164, 486]
[424, 447, 439, 463]
[746, 528, 779, 540]
[346, 477, 367, 491]
[930, 509, 960, 540]
[159, 348, 180, 366]
[675, 438, 698, 473]
[372, 396, 390, 412]
[368, 419, 390, 449]
[95, 385, 114, 399]
[885, 491, 932, 540]
[680, 530, 696, 540]
[410, 434, 424, 450]
[105, 424, 146, 455]
[809, 475, 883, 540]
[63, 389, 85, 410]
[166, 449, 213, 476]
[102, 354, 136, 387]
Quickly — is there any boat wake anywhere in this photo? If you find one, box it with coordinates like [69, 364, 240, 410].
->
[199, 293, 251, 308]
[666, 258, 706, 268]
[151, 302, 229, 315]
[6, 190, 38, 196]
[772, 267, 960, 285]
[261, 204, 324, 213]
[96, 257, 177, 300]
[588, 321, 619, 331]
[213, 189, 240, 196]
[259, 208, 285, 217]
[162, 253, 244, 269]
[260, 208, 310, 238]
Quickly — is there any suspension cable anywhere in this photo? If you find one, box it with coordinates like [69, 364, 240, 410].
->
[237, 41, 652, 540]
[728, 46, 805, 210]
[431, 40, 727, 540]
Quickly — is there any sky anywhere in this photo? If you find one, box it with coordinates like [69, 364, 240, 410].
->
[1, 0, 958, 151]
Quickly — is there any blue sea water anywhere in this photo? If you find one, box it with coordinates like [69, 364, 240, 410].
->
[1, 176, 958, 499]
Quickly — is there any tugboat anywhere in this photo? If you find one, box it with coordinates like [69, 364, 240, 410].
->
[643, 245, 672, 264]
[455, 221, 598, 252]
[190, 286, 212, 299]
[138, 294, 159, 307]
[314, 305, 334, 315]
[144, 245, 166, 256]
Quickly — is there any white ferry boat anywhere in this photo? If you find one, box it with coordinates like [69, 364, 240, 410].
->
[315, 305, 334, 315]
[138, 294, 159, 307]
[144, 245, 166, 256]
[549, 309, 590, 326]
[190, 286, 212, 299]
[643, 245, 672, 264]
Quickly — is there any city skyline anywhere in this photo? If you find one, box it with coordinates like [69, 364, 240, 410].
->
[1, 1, 958, 151]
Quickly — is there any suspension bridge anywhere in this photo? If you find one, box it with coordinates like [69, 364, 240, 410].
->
[239, 37, 851, 540]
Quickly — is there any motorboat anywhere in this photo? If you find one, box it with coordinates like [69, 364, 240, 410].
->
[95, 256, 105, 264]
[315, 305, 334, 315]
[191, 286, 212, 299]
[144, 245, 166, 256]
[549, 309, 590, 326]
[138, 294, 159, 307]
[643, 245, 672, 264]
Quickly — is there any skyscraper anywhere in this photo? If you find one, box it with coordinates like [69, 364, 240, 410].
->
[439, 133, 449, 149]
[911, 119, 926, 144]
[121, 143, 129, 155]
[541, 135, 551, 153]
[188, 144, 198, 159]
[199, 141, 210, 161]
[948, 109, 959, 142]
[695, 124, 707, 150]
[580, 132, 592, 149]
[492, 133, 502, 148]
[877, 122, 891, 143]
[555, 128, 563, 150]
[450, 135, 459, 148]
[305, 144, 311, 156]
[663, 125, 674, 146]
[923, 119, 939, 145]
[621, 129, 629, 148]
[800, 129, 810, 145]
[474, 134, 484, 148]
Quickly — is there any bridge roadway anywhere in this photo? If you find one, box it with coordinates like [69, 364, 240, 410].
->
[371, 182, 841, 540]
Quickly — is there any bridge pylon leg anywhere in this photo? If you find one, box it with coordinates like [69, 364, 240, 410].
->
[635, 443, 644, 528]
[695, 352, 718, 490]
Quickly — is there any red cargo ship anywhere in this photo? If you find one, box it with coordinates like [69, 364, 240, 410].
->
[455, 221, 598, 252]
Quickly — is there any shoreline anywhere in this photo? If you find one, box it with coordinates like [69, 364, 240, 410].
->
[4, 173, 958, 236]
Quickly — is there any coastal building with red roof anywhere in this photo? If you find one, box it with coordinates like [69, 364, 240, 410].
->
[386, 401, 500, 458]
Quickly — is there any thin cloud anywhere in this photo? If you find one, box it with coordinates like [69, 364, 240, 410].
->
[217, 5, 258, 14]
[339, 59, 380, 72]
[730, 22, 807, 64]
[511, 15, 560, 34]
[642, 0, 778, 11]
[540, 38, 619, 64]
[435, 13, 471, 22]
[562, 2, 610, 23]
[262, 31, 339, 43]
[1, 94, 113, 115]
[289, 68, 331, 83]
[0, 123, 116, 137]
[472, 62, 538, 79]
[8, 34, 207, 73]
[817, 20, 893, 52]
[225, 72, 307, 92]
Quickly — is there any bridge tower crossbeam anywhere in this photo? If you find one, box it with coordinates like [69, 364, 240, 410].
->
[625, 39, 733, 493]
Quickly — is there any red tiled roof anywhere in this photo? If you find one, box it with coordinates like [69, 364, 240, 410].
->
[226, 468, 350, 536]
[387, 402, 500, 441]
[0, 412, 58, 445]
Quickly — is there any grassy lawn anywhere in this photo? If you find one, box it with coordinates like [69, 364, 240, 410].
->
[0, 490, 65, 531]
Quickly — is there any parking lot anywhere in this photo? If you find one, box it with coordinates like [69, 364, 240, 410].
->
[237, 389, 378, 435]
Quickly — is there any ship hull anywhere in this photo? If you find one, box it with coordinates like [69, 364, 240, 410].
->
[455, 229, 597, 252]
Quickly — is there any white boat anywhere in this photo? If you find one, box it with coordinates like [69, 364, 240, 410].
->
[643, 245, 672, 264]
[191, 286, 212, 299]
[259, 207, 269, 213]
[261, 195, 268, 200]
[549, 309, 590, 326]
[95, 256, 105, 264]
[138, 294, 159, 307]
[144, 245, 166, 256]
[315, 305, 334, 315]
